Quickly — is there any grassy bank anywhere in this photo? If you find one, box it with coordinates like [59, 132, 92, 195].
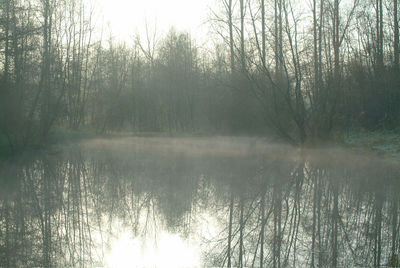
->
[343, 129, 400, 159]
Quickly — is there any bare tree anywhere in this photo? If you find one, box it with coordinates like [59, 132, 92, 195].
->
[394, 0, 399, 69]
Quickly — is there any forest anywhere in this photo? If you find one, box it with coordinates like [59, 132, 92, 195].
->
[0, 0, 399, 153]
[1, 1, 400, 267]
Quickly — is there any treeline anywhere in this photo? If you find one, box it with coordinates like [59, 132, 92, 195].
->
[0, 0, 265, 153]
[88, 32, 264, 134]
[0, 0, 399, 150]
[213, 0, 400, 143]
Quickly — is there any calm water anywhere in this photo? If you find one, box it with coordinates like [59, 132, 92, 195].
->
[0, 137, 399, 268]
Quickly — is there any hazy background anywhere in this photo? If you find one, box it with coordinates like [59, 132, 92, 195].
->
[97, 0, 214, 42]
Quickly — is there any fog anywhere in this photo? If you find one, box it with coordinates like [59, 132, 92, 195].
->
[1, 0, 400, 267]
[1, 137, 399, 267]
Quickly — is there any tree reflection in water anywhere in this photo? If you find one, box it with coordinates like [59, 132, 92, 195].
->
[0, 137, 399, 267]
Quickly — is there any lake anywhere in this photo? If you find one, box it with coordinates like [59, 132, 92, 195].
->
[0, 137, 399, 267]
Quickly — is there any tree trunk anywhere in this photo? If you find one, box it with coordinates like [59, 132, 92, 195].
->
[392, 197, 398, 265]
[228, 192, 234, 268]
[313, 0, 319, 102]
[240, 0, 245, 70]
[374, 196, 383, 268]
[311, 174, 317, 268]
[260, 193, 265, 268]
[261, 0, 266, 67]
[395, 0, 399, 69]
[40, 0, 52, 139]
[228, 0, 235, 74]
[273, 186, 282, 268]
[376, 0, 384, 71]
[274, 0, 279, 74]
[3, 0, 11, 83]
[239, 196, 244, 268]
[332, 183, 339, 268]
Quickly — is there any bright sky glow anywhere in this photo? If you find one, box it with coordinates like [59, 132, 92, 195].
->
[105, 231, 201, 268]
[96, 0, 215, 42]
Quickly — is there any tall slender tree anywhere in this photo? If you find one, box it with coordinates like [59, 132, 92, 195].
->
[394, 0, 399, 69]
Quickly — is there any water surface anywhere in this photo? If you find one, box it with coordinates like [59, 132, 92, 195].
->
[0, 137, 399, 267]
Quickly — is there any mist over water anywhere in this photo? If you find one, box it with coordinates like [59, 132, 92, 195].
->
[0, 137, 399, 267]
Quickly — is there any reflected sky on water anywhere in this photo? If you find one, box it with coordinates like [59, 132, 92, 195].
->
[1, 137, 399, 267]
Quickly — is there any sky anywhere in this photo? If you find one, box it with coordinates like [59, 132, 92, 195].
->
[95, 0, 215, 43]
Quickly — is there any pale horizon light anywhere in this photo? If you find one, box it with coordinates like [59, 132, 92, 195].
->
[95, 0, 215, 43]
